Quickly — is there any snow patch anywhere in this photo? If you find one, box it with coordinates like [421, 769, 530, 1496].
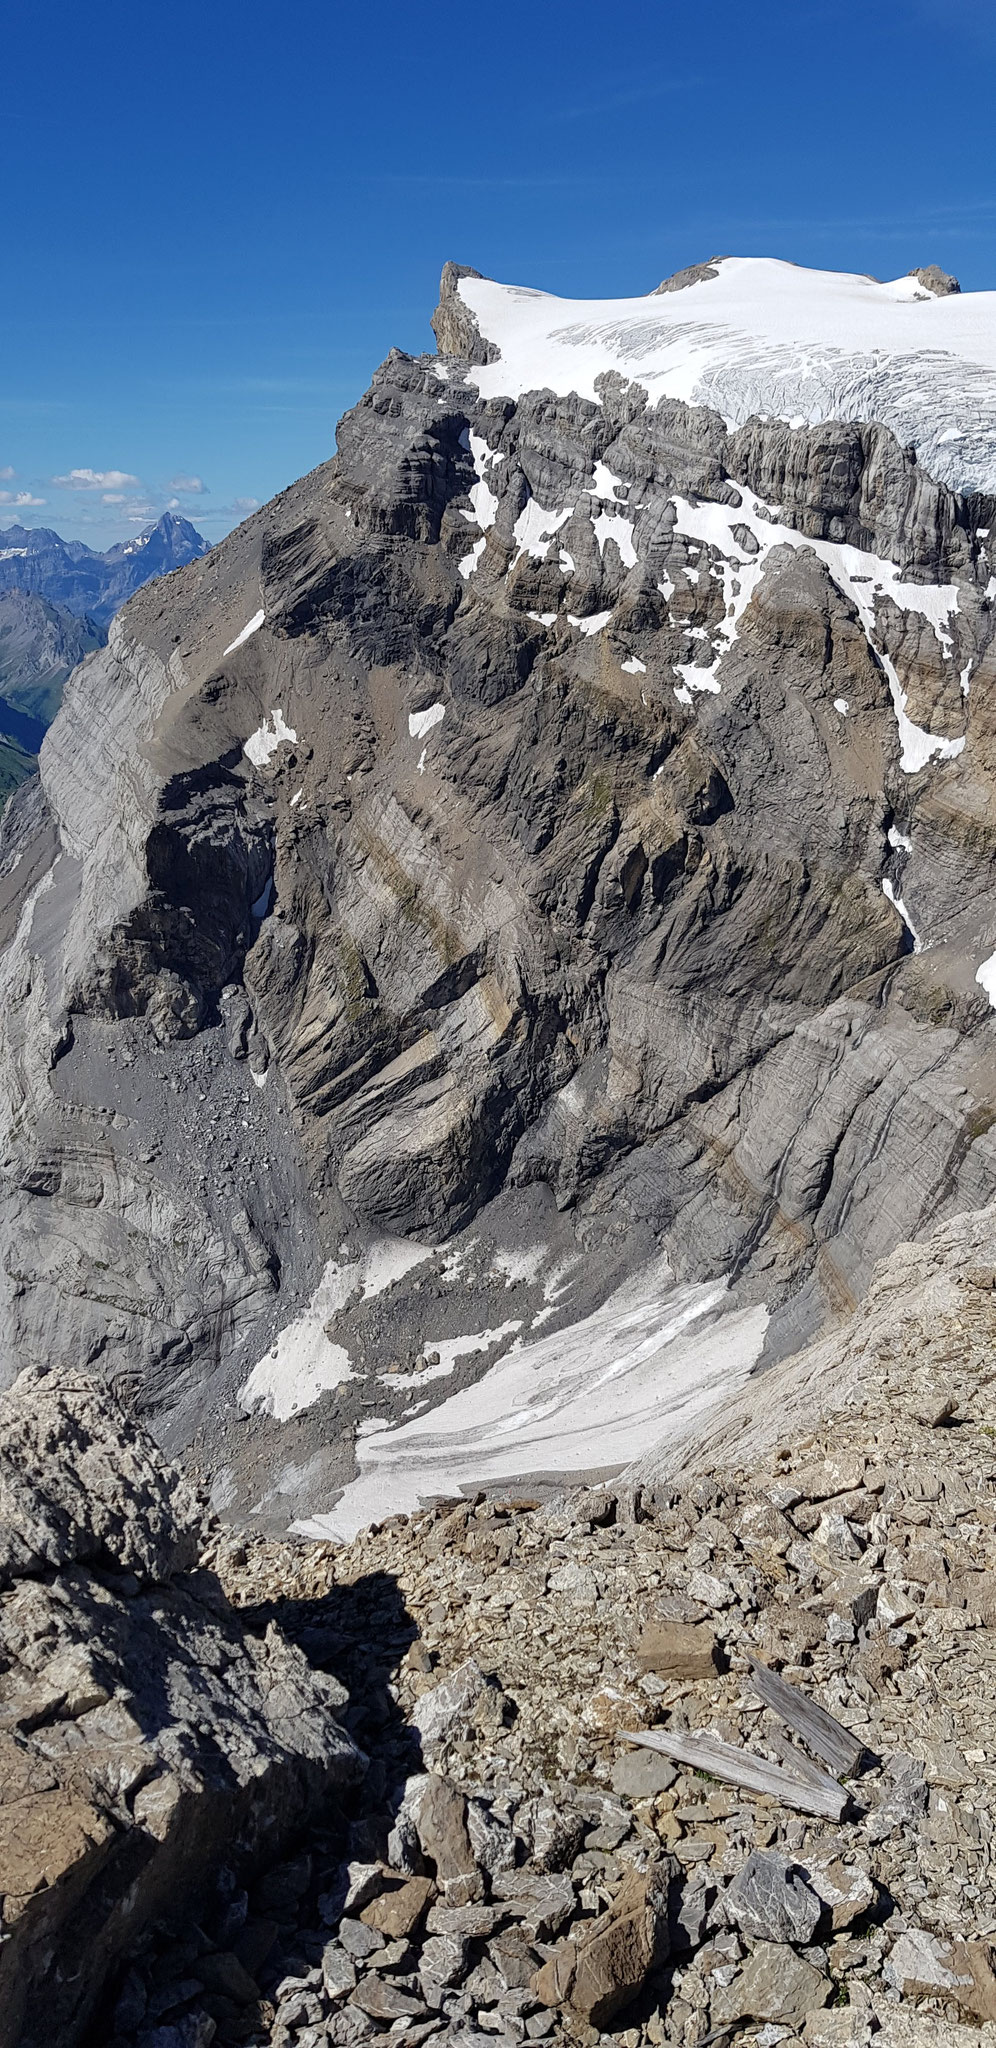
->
[668, 488, 965, 770]
[621, 656, 647, 674]
[310, 1266, 768, 1538]
[513, 496, 574, 565]
[977, 952, 996, 1009]
[593, 510, 638, 568]
[244, 707, 297, 768]
[459, 536, 486, 579]
[409, 702, 445, 739]
[239, 1236, 434, 1422]
[224, 608, 265, 656]
[590, 460, 628, 501]
[882, 877, 922, 952]
[568, 610, 612, 636]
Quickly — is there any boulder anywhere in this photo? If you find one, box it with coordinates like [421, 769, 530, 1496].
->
[531, 1858, 673, 2025]
[713, 1939, 830, 2027]
[360, 1874, 436, 1939]
[725, 1850, 822, 1945]
[413, 1776, 476, 1884]
[633, 1620, 722, 1679]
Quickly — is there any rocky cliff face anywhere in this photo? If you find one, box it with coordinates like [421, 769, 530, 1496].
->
[2, 259, 996, 1531]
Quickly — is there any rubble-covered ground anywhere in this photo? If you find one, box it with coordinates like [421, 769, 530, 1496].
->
[95, 1219, 996, 2048]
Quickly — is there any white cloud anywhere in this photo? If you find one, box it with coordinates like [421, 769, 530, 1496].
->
[51, 467, 140, 491]
[167, 473, 206, 493]
[0, 490, 45, 507]
[102, 492, 126, 504]
[232, 496, 260, 513]
[0, 466, 14, 482]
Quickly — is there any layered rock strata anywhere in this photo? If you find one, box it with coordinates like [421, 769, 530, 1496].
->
[2, 263, 996, 1521]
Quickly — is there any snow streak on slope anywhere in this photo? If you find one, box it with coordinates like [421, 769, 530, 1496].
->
[456, 259, 996, 492]
[240, 1237, 433, 1420]
[667, 488, 965, 770]
[294, 1267, 769, 1538]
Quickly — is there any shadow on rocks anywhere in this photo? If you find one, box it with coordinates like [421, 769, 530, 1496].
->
[228, 1566, 424, 1852]
[86, 1570, 426, 2048]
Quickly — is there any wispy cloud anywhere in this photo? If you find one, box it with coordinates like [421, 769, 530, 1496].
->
[167, 473, 206, 493]
[196, 496, 260, 522]
[0, 466, 14, 482]
[0, 490, 45, 507]
[51, 466, 140, 491]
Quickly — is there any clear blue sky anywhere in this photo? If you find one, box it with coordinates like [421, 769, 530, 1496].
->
[3, 0, 995, 550]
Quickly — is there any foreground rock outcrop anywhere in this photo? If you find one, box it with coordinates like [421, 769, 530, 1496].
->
[0, 1368, 362, 2048]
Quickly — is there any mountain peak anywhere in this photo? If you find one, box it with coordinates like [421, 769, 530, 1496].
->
[0, 511, 210, 627]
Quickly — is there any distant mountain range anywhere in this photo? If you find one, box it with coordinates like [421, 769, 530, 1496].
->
[0, 512, 209, 798]
[0, 510, 210, 629]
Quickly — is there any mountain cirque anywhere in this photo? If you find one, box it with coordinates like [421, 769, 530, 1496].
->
[3, 257, 996, 1538]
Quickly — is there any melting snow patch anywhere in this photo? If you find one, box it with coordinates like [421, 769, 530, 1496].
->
[513, 496, 574, 564]
[590, 460, 628, 501]
[409, 702, 445, 739]
[380, 1321, 523, 1390]
[888, 823, 913, 854]
[568, 610, 612, 637]
[675, 659, 721, 695]
[882, 877, 922, 952]
[459, 536, 486, 579]
[977, 953, 996, 1009]
[224, 608, 265, 656]
[239, 1236, 434, 1422]
[834, 698, 849, 715]
[290, 789, 304, 807]
[527, 610, 557, 626]
[559, 547, 576, 576]
[593, 510, 638, 567]
[621, 656, 647, 674]
[668, 488, 965, 768]
[311, 1266, 768, 1538]
[244, 708, 297, 768]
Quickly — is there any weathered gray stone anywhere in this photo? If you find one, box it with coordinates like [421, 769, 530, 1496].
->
[0, 1369, 362, 2048]
[725, 1851, 822, 1945]
[713, 1939, 829, 2026]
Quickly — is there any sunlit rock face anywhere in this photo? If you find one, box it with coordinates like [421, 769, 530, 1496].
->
[2, 255, 996, 1531]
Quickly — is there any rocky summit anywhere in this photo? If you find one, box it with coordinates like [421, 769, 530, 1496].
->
[4, 251, 996, 2041]
[2, 256, 996, 1530]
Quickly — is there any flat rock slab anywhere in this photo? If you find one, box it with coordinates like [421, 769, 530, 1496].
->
[361, 1875, 436, 1939]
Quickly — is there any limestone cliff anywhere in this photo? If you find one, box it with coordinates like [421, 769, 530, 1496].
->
[2, 259, 996, 1530]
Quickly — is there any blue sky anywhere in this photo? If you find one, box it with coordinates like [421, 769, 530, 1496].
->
[3, 0, 996, 550]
